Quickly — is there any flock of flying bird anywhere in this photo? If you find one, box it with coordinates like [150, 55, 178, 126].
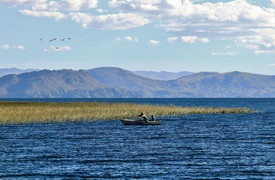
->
[39, 37, 72, 50]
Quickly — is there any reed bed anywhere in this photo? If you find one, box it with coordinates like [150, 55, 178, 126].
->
[0, 102, 255, 124]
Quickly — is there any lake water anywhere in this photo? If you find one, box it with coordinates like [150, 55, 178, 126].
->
[0, 98, 274, 179]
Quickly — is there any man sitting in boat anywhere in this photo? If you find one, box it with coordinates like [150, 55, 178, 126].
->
[138, 112, 148, 122]
[150, 115, 156, 121]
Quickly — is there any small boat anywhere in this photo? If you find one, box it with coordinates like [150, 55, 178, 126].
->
[120, 119, 161, 125]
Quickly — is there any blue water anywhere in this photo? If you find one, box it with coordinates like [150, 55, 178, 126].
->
[0, 98, 274, 179]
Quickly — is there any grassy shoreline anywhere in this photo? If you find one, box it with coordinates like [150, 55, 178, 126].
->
[0, 102, 255, 124]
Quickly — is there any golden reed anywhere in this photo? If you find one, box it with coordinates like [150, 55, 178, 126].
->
[0, 102, 255, 124]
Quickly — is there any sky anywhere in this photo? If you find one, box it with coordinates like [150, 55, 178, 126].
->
[0, 0, 275, 75]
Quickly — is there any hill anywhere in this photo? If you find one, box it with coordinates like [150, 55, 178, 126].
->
[0, 68, 38, 77]
[86, 67, 167, 97]
[87, 68, 275, 97]
[168, 71, 275, 97]
[132, 70, 193, 80]
[0, 67, 274, 98]
[0, 69, 135, 98]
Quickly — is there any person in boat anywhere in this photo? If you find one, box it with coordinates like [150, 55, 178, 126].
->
[138, 112, 148, 122]
[150, 115, 156, 121]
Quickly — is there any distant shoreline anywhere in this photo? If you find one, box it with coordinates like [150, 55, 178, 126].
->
[0, 102, 255, 124]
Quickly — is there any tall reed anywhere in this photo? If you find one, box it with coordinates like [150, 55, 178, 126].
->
[0, 102, 255, 124]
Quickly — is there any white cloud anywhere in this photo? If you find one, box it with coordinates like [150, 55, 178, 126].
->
[44, 0, 98, 11]
[268, 64, 275, 67]
[17, 45, 26, 50]
[108, 0, 275, 53]
[211, 51, 239, 56]
[237, 34, 275, 54]
[181, 36, 209, 43]
[44, 46, 71, 52]
[19, 9, 66, 20]
[60, 0, 98, 11]
[0, 0, 41, 7]
[70, 12, 92, 27]
[1, 44, 26, 50]
[181, 36, 197, 44]
[58, 46, 71, 51]
[71, 12, 150, 30]
[148, 40, 159, 46]
[1, 0, 98, 21]
[1, 0, 98, 11]
[2, 44, 11, 49]
[167, 37, 178, 42]
[117, 36, 138, 42]
[125, 36, 138, 42]
[2, 0, 275, 53]
[96, 8, 107, 13]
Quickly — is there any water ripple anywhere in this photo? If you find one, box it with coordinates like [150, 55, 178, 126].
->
[0, 98, 274, 179]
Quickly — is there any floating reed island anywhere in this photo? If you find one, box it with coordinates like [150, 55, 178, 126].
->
[0, 102, 255, 124]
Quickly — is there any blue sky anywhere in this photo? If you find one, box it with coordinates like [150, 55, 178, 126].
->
[0, 0, 275, 74]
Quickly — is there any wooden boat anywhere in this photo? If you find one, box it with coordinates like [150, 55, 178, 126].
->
[120, 119, 161, 125]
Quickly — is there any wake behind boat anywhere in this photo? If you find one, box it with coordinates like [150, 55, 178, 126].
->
[120, 119, 161, 125]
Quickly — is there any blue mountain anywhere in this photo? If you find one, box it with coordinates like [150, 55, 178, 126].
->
[0, 68, 38, 77]
[0, 67, 274, 98]
[132, 70, 193, 80]
[0, 69, 136, 98]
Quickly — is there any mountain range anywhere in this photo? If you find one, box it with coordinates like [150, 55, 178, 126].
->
[0, 69, 134, 98]
[0, 68, 39, 77]
[0, 68, 191, 80]
[0, 67, 274, 98]
[132, 70, 193, 80]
